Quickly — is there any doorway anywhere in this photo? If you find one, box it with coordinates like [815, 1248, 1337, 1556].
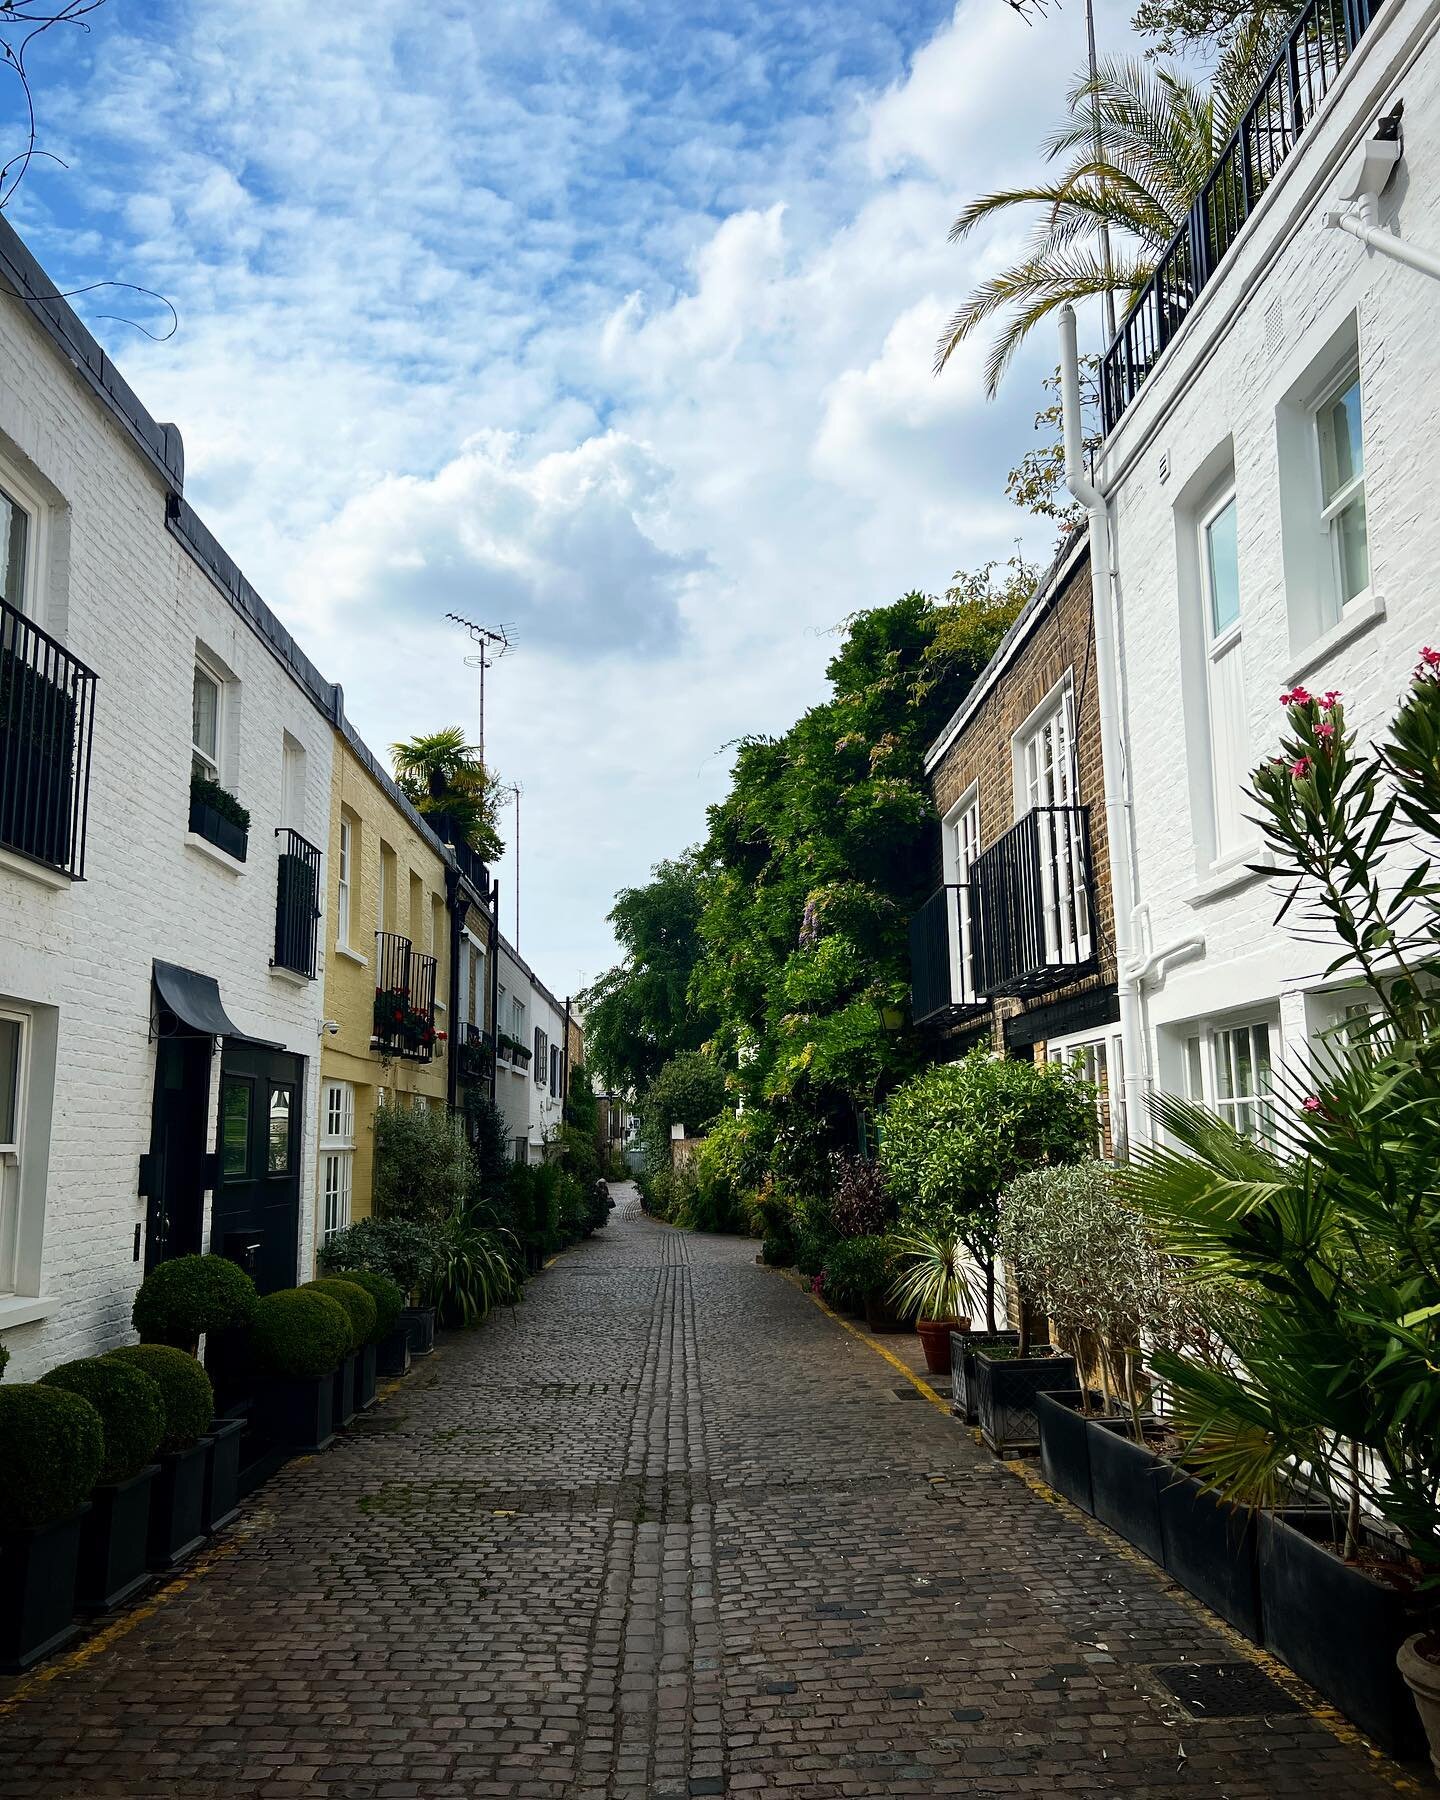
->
[212, 1041, 306, 1294]
[144, 1035, 213, 1274]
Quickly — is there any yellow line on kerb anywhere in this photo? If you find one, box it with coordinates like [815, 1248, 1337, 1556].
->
[772, 1263, 1424, 1795]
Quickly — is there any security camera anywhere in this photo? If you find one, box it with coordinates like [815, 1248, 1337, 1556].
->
[322, 1019, 340, 1036]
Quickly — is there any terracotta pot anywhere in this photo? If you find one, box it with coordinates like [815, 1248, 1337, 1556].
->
[916, 1316, 969, 1375]
[1398, 1634, 1440, 1777]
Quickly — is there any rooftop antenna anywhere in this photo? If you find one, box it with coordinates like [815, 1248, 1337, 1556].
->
[444, 614, 512, 773]
[500, 781, 523, 950]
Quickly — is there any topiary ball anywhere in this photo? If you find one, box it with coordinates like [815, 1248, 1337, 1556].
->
[40, 1357, 165, 1485]
[0, 1385, 105, 1530]
[304, 1278, 378, 1351]
[132, 1254, 257, 1349]
[249, 1289, 349, 1381]
[105, 1345, 214, 1453]
[334, 1269, 404, 1343]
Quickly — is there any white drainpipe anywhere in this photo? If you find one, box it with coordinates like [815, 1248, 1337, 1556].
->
[1059, 304, 1149, 1147]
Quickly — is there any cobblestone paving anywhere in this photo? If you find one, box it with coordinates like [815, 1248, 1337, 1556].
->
[0, 1190, 1412, 1798]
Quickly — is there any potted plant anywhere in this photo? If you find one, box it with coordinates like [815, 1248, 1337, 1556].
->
[820, 1235, 893, 1323]
[331, 1269, 405, 1403]
[304, 1277, 377, 1428]
[39, 1357, 165, 1612]
[886, 1229, 973, 1374]
[188, 772, 250, 861]
[249, 1287, 350, 1451]
[105, 1345, 214, 1570]
[951, 1327, 1021, 1426]
[0, 1384, 104, 1669]
[319, 1219, 439, 1377]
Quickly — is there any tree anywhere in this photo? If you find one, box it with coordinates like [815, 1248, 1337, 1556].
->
[577, 852, 716, 1095]
[392, 726, 505, 863]
[1, 2, 105, 211]
[1131, 0, 1302, 56]
[372, 1103, 471, 1229]
[639, 1050, 727, 1176]
[935, 29, 1277, 394]
[879, 1050, 1097, 1330]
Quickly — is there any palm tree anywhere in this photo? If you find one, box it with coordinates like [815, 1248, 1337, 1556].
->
[391, 726, 505, 864]
[936, 24, 1276, 395]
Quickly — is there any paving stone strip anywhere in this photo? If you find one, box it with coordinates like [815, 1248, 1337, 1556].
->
[0, 1188, 1420, 1798]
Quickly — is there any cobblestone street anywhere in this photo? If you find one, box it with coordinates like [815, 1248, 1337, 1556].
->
[0, 1193, 1413, 1798]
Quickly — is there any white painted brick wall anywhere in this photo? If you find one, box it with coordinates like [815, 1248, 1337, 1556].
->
[0, 293, 334, 1379]
[1095, 1, 1440, 1077]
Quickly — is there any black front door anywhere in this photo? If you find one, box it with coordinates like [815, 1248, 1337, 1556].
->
[211, 1041, 306, 1295]
[145, 1035, 213, 1273]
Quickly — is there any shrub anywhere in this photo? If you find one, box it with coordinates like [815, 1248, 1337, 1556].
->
[760, 1235, 792, 1267]
[132, 1253, 257, 1349]
[0, 1385, 105, 1530]
[304, 1278, 378, 1353]
[40, 1356, 166, 1485]
[829, 1155, 894, 1240]
[428, 1214, 521, 1327]
[189, 771, 250, 830]
[373, 1103, 472, 1228]
[821, 1235, 895, 1311]
[248, 1289, 349, 1381]
[639, 1051, 726, 1175]
[105, 1344, 214, 1453]
[750, 1180, 796, 1261]
[556, 1170, 589, 1242]
[319, 1217, 441, 1298]
[334, 1269, 404, 1342]
[0, 1341, 9, 1380]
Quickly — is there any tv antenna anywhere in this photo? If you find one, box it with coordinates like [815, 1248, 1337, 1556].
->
[445, 614, 513, 772]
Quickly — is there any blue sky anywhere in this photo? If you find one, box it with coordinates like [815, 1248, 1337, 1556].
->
[8, 0, 1134, 995]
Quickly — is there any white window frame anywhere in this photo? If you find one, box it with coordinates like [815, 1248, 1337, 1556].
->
[0, 452, 51, 626]
[1183, 1014, 1278, 1145]
[0, 1008, 29, 1297]
[1312, 362, 1369, 622]
[337, 817, 353, 950]
[1013, 680, 1091, 966]
[941, 785, 983, 1005]
[1198, 488, 1250, 863]
[534, 1026, 548, 1087]
[191, 653, 226, 785]
[318, 1078, 355, 1246]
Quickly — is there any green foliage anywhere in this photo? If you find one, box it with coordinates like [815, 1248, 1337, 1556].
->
[639, 1051, 726, 1175]
[248, 1289, 350, 1382]
[304, 1278, 378, 1353]
[829, 1153, 895, 1239]
[0, 1385, 104, 1529]
[577, 853, 717, 1094]
[886, 1229, 976, 1323]
[1131, 0, 1302, 55]
[0, 1341, 8, 1381]
[821, 1235, 896, 1311]
[563, 1061, 600, 1136]
[132, 1254, 257, 1349]
[373, 1103, 471, 1229]
[688, 1108, 768, 1234]
[334, 1268, 405, 1342]
[319, 1218, 440, 1299]
[189, 772, 250, 830]
[464, 1091, 513, 1197]
[760, 1236, 792, 1267]
[105, 1344, 214, 1452]
[427, 1212, 521, 1328]
[40, 1357, 165, 1485]
[391, 725, 505, 863]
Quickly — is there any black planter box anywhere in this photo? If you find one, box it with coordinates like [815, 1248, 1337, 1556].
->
[356, 1342, 378, 1409]
[1156, 1463, 1263, 1644]
[332, 1352, 358, 1429]
[1087, 1420, 1165, 1564]
[974, 1346, 1075, 1455]
[401, 1305, 436, 1358]
[148, 1439, 211, 1570]
[188, 796, 248, 861]
[0, 1507, 88, 1671]
[1258, 1512, 1423, 1754]
[375, 1325, 410, 1379]
[257, 1372, 336, 1452]
[950, 1330, 1021, 1425]
[76, 1465, 157, 1612]
[1035, 1390, 1094, 1513]
[203, 1417, 246, 1533]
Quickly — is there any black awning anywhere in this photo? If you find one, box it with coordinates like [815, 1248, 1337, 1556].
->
[153, 960, 243, 1038]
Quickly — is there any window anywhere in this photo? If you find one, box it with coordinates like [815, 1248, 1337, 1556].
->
[534, 1027, 548, 1086]
[1016, 686, 1090, 963]
[221, 1078, 251, 1177]
[0, 1011, 27, 1295]
[942, 789, 982, 1004]
[337, 817, 353, 949]
[192, 659, 222, 783]
[281, 736, 306, 831]
[1184, 1018, 1275, 1142]
[0, 483, 30, 612]
[411, 1094, 429, 1113]
[1199, 491, 1249, 859]
[378, 842, 395, 936]
[550, 1044, 561, 1098]
[267, 1085, 293, 1174]
[320, 1080, 355, 1245]
[1055, 1033, 1126, 1158]
[513, 1135, 529, 1166]
[1315, 367, 1368, 611]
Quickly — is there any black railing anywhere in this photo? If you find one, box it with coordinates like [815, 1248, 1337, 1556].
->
[909, 883, 988, 1028]
[0, 593, 97, 879]
[457, 1023, 495, 1087]
[971, 806, 1095, 999]
[1101, 0, 1383, 433]
[272, 828, 322, 979]
[373, 930, 438, 1061]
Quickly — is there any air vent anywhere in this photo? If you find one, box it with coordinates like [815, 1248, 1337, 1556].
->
[1265, 297, 1285, 355]
[1158, 451, 1170, 484]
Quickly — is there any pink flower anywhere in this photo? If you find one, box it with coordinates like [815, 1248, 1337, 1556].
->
[1302, 1096, 1324, 1115]
[1417, 648, 1440, 683]
[1290, 756, 1312, 778]
[1421, 647, 1440, 667]
[1315, 722, 1335, 741]
[1280, 685, 1312, 707]
[1321, 690, 1342, 708]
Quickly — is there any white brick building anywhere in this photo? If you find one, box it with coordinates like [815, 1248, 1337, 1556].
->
[494, 937, 568, 1162]
[1071, 0, 1439, 1137]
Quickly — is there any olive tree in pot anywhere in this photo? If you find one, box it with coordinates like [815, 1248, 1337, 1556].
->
[103, 1346, 214, 1570]
[39, 1357, 165, 1612]
[1121, 662, 1440, 1759]
[304, 1277, 377, 1428]
[319, 1219, 439, 1376]
[249, 1289, 350, 1453]
[0, 1384, 104, 1669]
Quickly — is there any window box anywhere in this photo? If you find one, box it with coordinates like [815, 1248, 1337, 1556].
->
[373, 933, 437, 1061]
[188, 792, 248, 863]
[76, 1463, 158, 1612]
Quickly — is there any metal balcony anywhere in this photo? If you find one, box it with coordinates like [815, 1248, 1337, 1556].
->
[971, 806, 1095, 999]
[272, 828, 322, 979]
[909, 883, 989, 1028]
[373, 930, 438, 1061]
[0, 593, 97, 879]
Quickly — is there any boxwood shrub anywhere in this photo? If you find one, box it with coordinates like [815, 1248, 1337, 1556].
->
[106, 1345, 214, 1453]
[303, 1278, 377, 1353]
[132, 1254, 257, 1349]
[333, 1269, 404, 1342]
[40, 1356, 165, 1484]
[0, 1385, 105, 1530]
[249, 1289, 349, 1381]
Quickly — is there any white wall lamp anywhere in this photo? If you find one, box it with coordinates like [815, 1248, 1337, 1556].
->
[1323, 105, 1440, 283]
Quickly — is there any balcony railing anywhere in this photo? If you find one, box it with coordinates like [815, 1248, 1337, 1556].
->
[456, 1023, 495, 1087]
[272, 828, 322, 979]
[909, 883, 989, 1028]
[0, 594, 97, 879]
[1101, 0, 1384, 434]
[971, 806, 1095, 999]
[373, 930, 438, 1061]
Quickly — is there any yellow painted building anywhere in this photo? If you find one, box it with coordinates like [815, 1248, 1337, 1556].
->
[314, 725, 452, 1258]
